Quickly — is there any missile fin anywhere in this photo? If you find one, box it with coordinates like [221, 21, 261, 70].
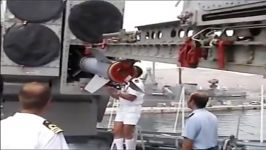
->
[84, 75, 110, 93]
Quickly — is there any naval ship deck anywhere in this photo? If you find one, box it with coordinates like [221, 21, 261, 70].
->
[66, 128, 266, 150]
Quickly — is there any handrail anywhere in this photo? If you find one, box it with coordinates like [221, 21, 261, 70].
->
[173, 86, 185, 132]
[260, 84, 264, 143]
[107, 97, 117, 129]
[236, 141, 266, 147]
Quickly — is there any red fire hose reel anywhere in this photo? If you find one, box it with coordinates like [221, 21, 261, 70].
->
[178, 38, 205, 68]
[178, 38, 233, 69]
[215, 39, 234, 69]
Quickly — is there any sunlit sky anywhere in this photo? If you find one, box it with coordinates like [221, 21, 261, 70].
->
[123, 1, 182, 31]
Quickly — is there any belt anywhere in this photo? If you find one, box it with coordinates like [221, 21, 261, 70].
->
[194, 145, 218, 150]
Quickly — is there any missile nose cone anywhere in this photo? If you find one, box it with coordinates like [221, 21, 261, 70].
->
[108, 62, 143, 84]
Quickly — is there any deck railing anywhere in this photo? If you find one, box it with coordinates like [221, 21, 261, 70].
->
[173, 85, 185, 133]
[260, 84, 264, 143]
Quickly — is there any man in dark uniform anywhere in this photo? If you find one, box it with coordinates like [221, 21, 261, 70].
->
[182, 92, 218, 150]
[1, 82, 69, 149]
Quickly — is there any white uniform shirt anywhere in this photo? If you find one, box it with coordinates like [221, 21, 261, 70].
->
[1, 113, 69, 149]
[182, 109, 218, 149]
[119, 79, 145, 106]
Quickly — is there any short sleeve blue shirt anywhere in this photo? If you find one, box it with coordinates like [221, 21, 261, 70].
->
[182, 109, 218, 149]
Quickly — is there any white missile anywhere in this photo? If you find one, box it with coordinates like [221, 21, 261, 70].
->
[80, 48, 142, 93]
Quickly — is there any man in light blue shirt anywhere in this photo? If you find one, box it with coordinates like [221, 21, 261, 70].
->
[182, 92, 218, 150]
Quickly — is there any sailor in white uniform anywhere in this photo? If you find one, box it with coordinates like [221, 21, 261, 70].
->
[108, 78, 144, 150]
[182, 92, 218, 150]
[1, 82, 69, 149]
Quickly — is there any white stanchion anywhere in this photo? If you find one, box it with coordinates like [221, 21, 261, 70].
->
[260, 84, 264, 143]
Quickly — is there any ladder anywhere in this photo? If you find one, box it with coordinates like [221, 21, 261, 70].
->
[107, 97, 118, 130]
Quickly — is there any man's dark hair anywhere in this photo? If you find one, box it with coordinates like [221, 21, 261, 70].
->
[19, 82, 51, 110]
[190, 92, 209, 108]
